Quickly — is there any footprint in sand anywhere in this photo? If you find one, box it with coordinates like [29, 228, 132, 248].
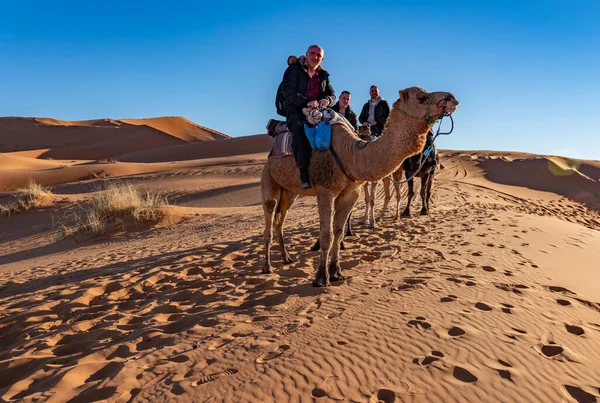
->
[408, 318, 432, 330]
[475, 302, 492, 311]
[565, 324, 585, 336]
[501, 303, 514, 314]
[326, 308, 345, 319]
[192, 368, 239, 386]
[540, 344, 564, 358]
[440, 295, 458, 303]
[277, 321, 311, 337]
[413, 350, 444, 366]
[256, 345, 290, 363]
[448, 326, 465, 337]
[481, 266, 496, 272]
[548, 285, 576, 294]
[207, 335, 236, 351]
[562, 385, 597, 403]
[311, 376, 340, 399]
[369, 389, 396, 403]
[557, 299, 572, 306]
[453, 366, 478, 383]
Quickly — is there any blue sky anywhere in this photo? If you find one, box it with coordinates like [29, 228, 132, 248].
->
[1, 1, 599, 159]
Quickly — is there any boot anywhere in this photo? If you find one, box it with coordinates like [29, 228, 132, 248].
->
[300, 167, 311, 190]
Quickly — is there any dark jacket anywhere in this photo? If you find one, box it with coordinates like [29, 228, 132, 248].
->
[280, 56, 336, 117]
[359, 98, 391, 135]
[332, 102, 358, 130]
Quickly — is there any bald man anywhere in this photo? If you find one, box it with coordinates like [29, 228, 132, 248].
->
[280, 45, 336, 189]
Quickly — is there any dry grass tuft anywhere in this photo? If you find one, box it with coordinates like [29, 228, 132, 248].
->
[0, 181, 53, 217]
[58, 182, 169, 238]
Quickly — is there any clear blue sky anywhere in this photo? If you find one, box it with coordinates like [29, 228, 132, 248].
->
[1, 1, 599, 159]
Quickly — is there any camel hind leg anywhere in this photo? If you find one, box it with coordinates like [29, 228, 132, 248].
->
[262, 166, 281, 274]
[378, 176, 392, 221]
[362, 182, 370, 225]
[391, 168, 402, 219]
[275, 190, 298, 264]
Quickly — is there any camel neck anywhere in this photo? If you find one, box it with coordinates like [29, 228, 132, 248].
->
[335, 108, 430, 182]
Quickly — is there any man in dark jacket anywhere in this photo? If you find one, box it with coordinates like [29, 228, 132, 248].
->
[280, 45, 336, 189]
[359, 85, 390, 136]
[331, 90, 358, 130]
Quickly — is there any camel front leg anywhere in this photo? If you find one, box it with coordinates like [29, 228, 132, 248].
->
[421, 171, 435, 215]
[314, 189, 336, 287]
[345, 212, 353, 237]
[275, 191, 297, 263]
[392, 169, 402, 219]
[401, 173, 415, 217]
[378, 176, 392, 221]
[312, 209, 352, 252]
[368, 181, 377, 229]
[329, 187, 361, 282]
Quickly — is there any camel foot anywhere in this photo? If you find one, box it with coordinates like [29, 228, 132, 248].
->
[309, 240, 320, 252]
[262, 263, 273, 274]
[345, 229, 354, 237]
[282, 254, 295, 265]
[420, 209, 429, 216]
[401, 210, 410, 218]
[329, 271, 346, 283]
[340, 241, 346, 251]
[368, 223, 376, 230]
[312, 275, 330, 288]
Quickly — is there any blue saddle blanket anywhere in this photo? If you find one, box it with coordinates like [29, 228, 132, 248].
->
[304, 122, 331, 151]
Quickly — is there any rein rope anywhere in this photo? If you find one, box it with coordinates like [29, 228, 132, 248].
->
[389, 100, 454, 184]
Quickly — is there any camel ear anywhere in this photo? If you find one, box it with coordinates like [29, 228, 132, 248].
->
[399, 89, 409, 103]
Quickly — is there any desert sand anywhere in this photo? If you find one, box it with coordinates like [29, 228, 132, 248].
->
[1, 116, 599, 402]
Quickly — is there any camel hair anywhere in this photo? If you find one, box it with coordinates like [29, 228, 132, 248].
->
[261, 86, 459, 287]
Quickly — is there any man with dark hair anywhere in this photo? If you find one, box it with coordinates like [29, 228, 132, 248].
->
[279, 45, 336, 189]
[359, 85, 390, 136]
[332, 90, 358, 130]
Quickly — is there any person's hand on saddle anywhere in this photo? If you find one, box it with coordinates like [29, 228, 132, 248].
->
[307, 100, 319, 109]
[318, 98, 329, 108]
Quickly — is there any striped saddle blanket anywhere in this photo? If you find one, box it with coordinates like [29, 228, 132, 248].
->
[266, 119, 293, 158]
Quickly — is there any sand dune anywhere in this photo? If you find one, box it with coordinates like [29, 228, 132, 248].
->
[119, 117, 230, 142]
[1, 121, 599, 402]
[0, 116, 230, 160]
[115, 134, 272, 163]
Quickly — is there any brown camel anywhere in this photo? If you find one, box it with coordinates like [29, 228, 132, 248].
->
[401, 135, 439, 216]
[375, 131, 439, 219]
[261, 86, 459, 287]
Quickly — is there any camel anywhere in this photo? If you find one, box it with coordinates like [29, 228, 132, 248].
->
[374, 131, 439, 219]
[261, 86, 459, 287]
[400, 135, 439, 216]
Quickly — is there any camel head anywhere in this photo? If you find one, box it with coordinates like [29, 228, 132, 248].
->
[395, 86, 459, 124]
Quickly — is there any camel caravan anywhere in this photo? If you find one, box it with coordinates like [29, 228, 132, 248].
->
[263, 45, 459, 287]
